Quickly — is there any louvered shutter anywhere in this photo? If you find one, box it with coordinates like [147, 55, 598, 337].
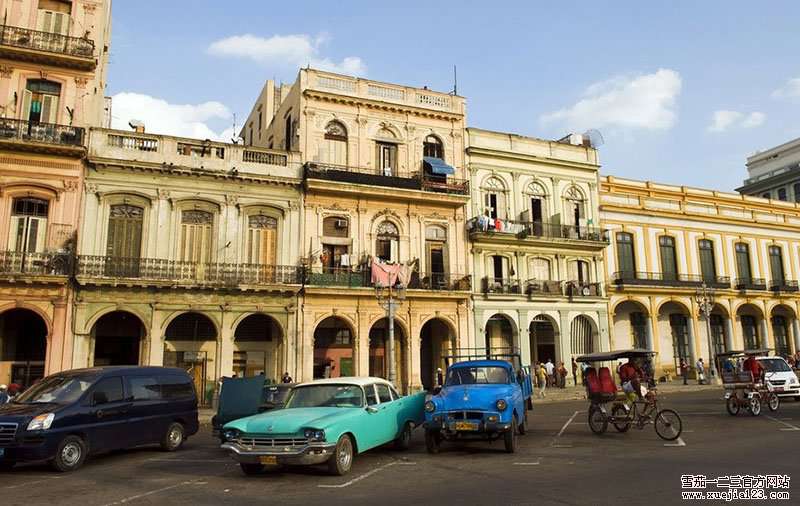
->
[21, 89, 32, 121]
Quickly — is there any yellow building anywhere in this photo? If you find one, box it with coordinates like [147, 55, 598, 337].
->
[0, 0, 111, 387]
[601, 176, 800, 376]
[247, 69, 472, 391]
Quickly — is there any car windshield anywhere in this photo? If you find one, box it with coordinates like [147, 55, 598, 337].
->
[264, 387, 291, 404]
[759, 358, 791, 373]
[284, 385, 364, 408]
[446, 366, 510, 385]
[14, 375, 95, 404]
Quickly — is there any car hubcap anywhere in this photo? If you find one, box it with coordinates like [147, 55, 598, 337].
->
[339, 440, 352, 469]
[62, 443, 80, 466]
[170, 428, 181, 446]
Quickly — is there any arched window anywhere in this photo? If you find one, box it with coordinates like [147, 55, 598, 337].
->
[107, 204, 144, 259]
[247, 214, 278, 265]
[375, 221, 399, 263]
[423, 135, 444, 160]
[376, 128, 398, 177]
[482, 177, 507, 220]
[616, 232, 635, 278]
[524, 182, 547, 229]
[563, 185, 586, 233]
[10, 197, 49, 252]
[180, 209, 214, 263]
[320, 121, 347, 165]
[659, 236, 678, 280]
[530, 258, 551, 280]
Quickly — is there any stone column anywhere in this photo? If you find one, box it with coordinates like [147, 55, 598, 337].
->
[518, 311, 531, 367]
[759, 318, 770, 350]
[724, 317, 735, 352]
[218, 315, 235, 379]
[559, 311, 571, 361]
[148, 311, 165, 367]
[597, 311, 610, 352]
[686, 317, 698, 365]
[791, 318, 800, 355]
[644, 315, 655, 351]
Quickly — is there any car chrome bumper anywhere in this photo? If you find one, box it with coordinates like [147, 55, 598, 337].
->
[220, 441, 337, 466]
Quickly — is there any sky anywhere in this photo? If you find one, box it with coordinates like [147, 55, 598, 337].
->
[107, 1, 800, 192]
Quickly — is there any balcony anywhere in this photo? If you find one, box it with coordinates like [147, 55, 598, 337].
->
[524, 279, 564, 297]
[0, 118, 85, 156]
[0, 251, 71, 282]
[75, 256, 303, 291]
[0, 25, 96, 70]
[467, 218, 609, 247]
[305, 267, 470, 292]
[613, 272, 730, 289]
[483, 277, 523, 295]
[770, 279, 799, 293]
[565, 281, 603, 298]
[304, 162, 470, 196]
[734, 277, 767, 291]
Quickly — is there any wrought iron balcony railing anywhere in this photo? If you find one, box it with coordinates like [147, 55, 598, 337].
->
[0, 24, 94, 59]
[76, 256, 303, 286]
[482, 277, 523, 294]
[0, 118, 84, 147]
[769, 279, 798, 292]
[305, 267, 470, 291]
[613, 271, 727, 288]
[0, 250, 71, 277]
[304, 162, 470, 195]
[734, 277, 767, 291]
[524, 279, 564, 297]
[565, 281, 603, 297]
[467, 217, 609, 244]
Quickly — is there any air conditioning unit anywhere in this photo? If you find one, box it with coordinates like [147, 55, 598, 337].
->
[334, 219, 348, 229]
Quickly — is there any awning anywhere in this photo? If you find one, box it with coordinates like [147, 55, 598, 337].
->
[423, 156, 455, 175]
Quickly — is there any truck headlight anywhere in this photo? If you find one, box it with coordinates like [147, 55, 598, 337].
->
[496, 399, 507, 411]
[425, 401, 436, 413]
[27, 413, 55, 431]
[222, 428, 241, 442]
[304, 428, 325, 441]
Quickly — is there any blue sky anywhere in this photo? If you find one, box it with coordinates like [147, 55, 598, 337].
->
[108, 1, 800, 191]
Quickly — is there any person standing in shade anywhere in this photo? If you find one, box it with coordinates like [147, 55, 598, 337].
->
[281, 372, 293, 384]
[436, 368, 444, 388]
[557, 362, 568, 388]
[571, 358, 579, 386]
[679, 359, 689, 385]
[695, 358, 706, 385]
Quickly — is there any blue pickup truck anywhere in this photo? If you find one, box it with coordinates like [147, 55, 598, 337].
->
[423, 351, 533, 453]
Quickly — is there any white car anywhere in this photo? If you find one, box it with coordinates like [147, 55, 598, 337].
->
[757, 357, 800, 400]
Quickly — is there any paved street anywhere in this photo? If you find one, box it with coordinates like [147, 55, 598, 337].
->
[4, 389, 799, 506]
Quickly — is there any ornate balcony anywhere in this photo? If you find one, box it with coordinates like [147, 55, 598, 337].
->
[482, 277, 523, 295]
[0, 118, 85, 156]
[0, 251, 71, 282]
[305, 267, 470, 291]
[0, 25, 96, 70]
[467, 218, 609, 248]
[565, 281, 603, 298]
[524, 279, 564, 297]
[770, 279, 799, 293]
[75, 256, 303, 291]
[304, 162, 470, 196]
[734, 277, 767, 291]
[613, 271, 730, 289]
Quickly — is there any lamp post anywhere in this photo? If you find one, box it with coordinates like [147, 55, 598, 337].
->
[375, 283, 406, 386]
[694, 282, 720, 385]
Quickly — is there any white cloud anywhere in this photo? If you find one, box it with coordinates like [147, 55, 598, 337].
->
[110, 92, 233, 141]
[208, 33, 366, 75]
[540, 69, 682, 132]
[772, 77, 800, 99]
[707, 110, 766, 133]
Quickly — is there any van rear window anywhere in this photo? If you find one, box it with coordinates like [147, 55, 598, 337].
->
[130, 376, 160, 401]
[159, 375, 195, 400]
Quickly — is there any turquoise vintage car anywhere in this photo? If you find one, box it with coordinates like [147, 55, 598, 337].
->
[221, 377, 426, 476]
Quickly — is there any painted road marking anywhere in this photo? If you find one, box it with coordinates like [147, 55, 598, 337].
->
[2, 476, 63, 490]
[146, 458, 231, 463]
[318, 461, 417, 489]
[664, 437, 686, 447]
[101, 479, 205, 505]
[556, 411, 580, 438]
[765, 415, 800, 431]
[513, 459, 541, 466]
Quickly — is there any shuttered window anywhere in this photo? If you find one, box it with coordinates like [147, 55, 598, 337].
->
[10, 198, 49, 253]
[735, 243, 752, 281]
[659, 236, 678, 280]
[530, 258, 551, 280]
[247, 215, 277, 265]
[768, 246, 785, 283]
[615, 232, 635, 277]
[320, 121, 347, 165]
[698, 239, 716, 282]
[106, 204, 143, 258]
[180, 210, 214, 263]
[23, 80, 61, 124]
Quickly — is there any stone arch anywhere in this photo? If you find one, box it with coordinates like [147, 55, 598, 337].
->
[0, 307, 50, 387]
[83, 306, 148, 338]
[655, 298, 692, 316]
[368, 317, 409, 391]
[484, 312, 517, 352]
[313, 315, 358, 379]
[0, 301, 52, 337]
[529, 313, 559, 365]
[611, 297, 650, 316]
[419, 316, 457, 391]
[570, 314, 598, 356]
[91, 310, 147, 367]
[233, 313, 284, 379]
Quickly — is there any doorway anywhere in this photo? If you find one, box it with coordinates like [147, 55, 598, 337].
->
[93, 311, 143, 366]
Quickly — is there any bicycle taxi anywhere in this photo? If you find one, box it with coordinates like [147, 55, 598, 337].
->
[576, 348, 682, 441]
[717, 349, 780, 416]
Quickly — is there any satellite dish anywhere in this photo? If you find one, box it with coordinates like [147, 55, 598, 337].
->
[583, 129, 605, 148]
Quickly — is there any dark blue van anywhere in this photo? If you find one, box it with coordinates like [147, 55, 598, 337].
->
[0, 366, 199, 472]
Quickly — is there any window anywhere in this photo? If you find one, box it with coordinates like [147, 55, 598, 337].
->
[90, 377, 124, 405]
[482, 177, 506, 220]
[375, 221, 399, 263]
[659, 236, 678, 280]
[247, 214, 278, 265]
[524, 182, 547, 231]
[491, 255, 508, 281]
[569, 260, 590, 284]
[710, 314, 726, 356]
[159, 375, 195, 400]
[22, 79, 61, 124]
[130, 376, 160, 401]
[106, 204, 143, 259]
[564, 186, 585, 231]
[320, 121, 347, 165]
[180, 209, 214, 263]
[735, 243, 752, 281]
[794, 183, 800, 203]
[425, 225, 447, 280]
[365, 385, 378, 406]
[669, 314, 689, 370]
[376, 142, 397, 176]
[376, 383, 392, 403]
[616, 232, 636, 277]
[631, 312, 648, 349]
[423, 135, 444, 159]
[769, 245, 785, 283]
[761, 192, 771, 199]
[778, 188, 788, 201]
[740, 315, 759, 349]
[698, 239, 716, 282]
[10, 197, 49, 253]
[37, 0, 71, 35]
[284, 114, 292, 150]
[530, 258, 551, 280]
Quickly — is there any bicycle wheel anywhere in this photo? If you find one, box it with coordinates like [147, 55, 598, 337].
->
[767, 393, 780, 412]
[725, 396, 740, 416]
[654, 409, 682, 441]
[747, 396, 762, 416]
[611, 404, 631, 433]
[588, 406, 608, 435]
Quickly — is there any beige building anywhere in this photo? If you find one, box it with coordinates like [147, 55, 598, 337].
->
[74, 127, 302, 404]
[601, 176, 800, 376]
[247, 68, 472, 391]
[466, 129, 609, 373]
[0, 0, 111, 387]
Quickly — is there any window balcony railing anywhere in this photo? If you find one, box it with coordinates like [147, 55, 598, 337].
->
[0, 24, 95, 60]
[304, 162, 469, 195]
[467, 218, 609, 244]
[565, 281, 603, 298]
[770, 279, 799, 293]
[482, 277, 523, 294]
[734, 277, 767, 291]
[75, 256, 304, 287]
[524, 279, 564, 297]
[0, 118, 84, 147]
[613, 271, 713, 288]
[305, 267, 470, 291]
[0, 250, 72, 277]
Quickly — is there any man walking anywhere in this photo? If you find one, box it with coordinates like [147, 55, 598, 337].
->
[571, 357, 579, 386]
[695, 358, 706, 385]
[544, 358, 555, 387]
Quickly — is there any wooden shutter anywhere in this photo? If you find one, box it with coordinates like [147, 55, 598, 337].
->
[21, 89, 32, 122]
[41, 94, 58, 124]
[106, 205, 143, 258]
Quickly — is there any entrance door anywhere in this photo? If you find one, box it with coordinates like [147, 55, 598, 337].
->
[530, 320, 555, 364]
[247, 215, 277, 282]
[531, 198, 543, 235]
[669, 314, 689, 370]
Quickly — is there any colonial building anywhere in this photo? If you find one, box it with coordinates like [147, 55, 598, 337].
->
[246, 69, 472, 391]
[737, 136, 800, 202]
[601, 176, 800, 376]
[466, 129, 609, 371]
[0, 0, 111, 387]
[74, 127, 302, 404]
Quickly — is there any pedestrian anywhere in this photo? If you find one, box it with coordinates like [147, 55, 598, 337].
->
[580, 361, 590, 386]
[557, 362, 567, 388]
[436, 368, 444, 387]
[571, 357, 578, 386]
[0, 384, 8, 404]
[544, 358, 555, 387]
[679, 359, 689, 385]
[281, 372, 293, 384]
[695, 358, 706, 385]
[537, 363, 548, 398]
[794, 351, 800, 370]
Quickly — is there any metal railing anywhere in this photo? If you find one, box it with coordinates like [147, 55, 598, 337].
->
[305, 267, 470, 291]
[467, 217, 609, 243]
[0, 118, 84, 147]
[0, 251, 71, 276]
[304, 162, 469, 195]
[76, 256, 303, 286]
[524, 279, 564, 296]
[0, 24, 95, 59]
[612, 271, 723, 288]
[420, 174, 470, 195]
[770, 279, 799, 292]
[734, 277, 767, 291]
[482, 277, 523, 294]
[565, 281, 602, 297]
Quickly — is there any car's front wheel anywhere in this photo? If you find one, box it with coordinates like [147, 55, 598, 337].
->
[51, 435, 87, 472]
[161, 422, 185, 452]
[327, 435, 354, 476]
[394, 422, 412, 451]
[504, 416, 517, 453]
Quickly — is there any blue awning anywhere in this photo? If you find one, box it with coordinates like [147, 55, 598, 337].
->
[423, 156, 455, 175]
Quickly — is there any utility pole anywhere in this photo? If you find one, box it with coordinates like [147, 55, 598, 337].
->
[375, 283, 406, 386]
[695, 282, 720, 385]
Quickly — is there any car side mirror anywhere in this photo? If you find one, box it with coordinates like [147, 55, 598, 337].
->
[366, 405, 379, 414]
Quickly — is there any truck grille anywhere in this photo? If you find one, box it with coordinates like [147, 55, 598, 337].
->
[770, 380, 786, 386]
[235, 437, 309, 449]
[0, 423, 18, 445]
[446, 411, 486, 420]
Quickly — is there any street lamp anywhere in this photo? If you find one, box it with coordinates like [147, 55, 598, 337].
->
[694, 282, 720, 385]
[375, 283, 406, 386]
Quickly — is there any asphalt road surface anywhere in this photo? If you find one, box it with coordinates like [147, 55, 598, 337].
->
[3, 389, 799, 506]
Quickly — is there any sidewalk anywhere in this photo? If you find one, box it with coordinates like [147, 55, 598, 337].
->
[532, 379, 722, 404]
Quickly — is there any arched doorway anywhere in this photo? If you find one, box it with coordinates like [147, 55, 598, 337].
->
[485, 314, 514, 353]
[658, 302, 692, 372]
[93, 311, 144, 367]
[164, 312, 217, 406]
[234, 314, 282, 381]
[570, 315, 596, 357]
[0, 309, 47, 387]
[420, 318, 455, 391]
[709, 304, 730, 358]
[771, 305, 794, 357]
[368, 318, 408, 392]
[612, 301, 650, 350]
[313, 316, 355, 379]
[736, 304, 764, 350]
[529, 315, 557, 365]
